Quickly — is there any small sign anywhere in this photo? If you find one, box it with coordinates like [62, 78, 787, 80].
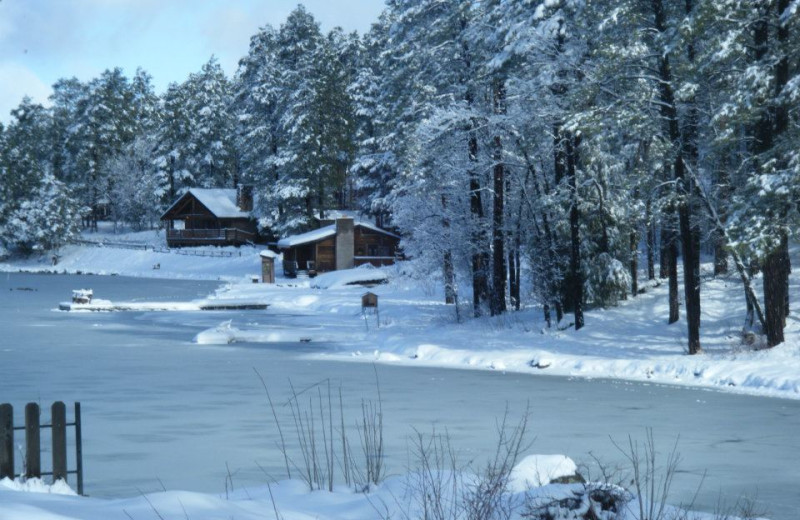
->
[362, 292, 378, 308]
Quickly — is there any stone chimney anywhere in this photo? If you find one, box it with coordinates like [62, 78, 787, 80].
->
[237, 185, 253, 212]
[335, 217, 355, 270]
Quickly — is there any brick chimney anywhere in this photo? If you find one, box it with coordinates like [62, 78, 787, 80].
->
[237, 185, 253, 212]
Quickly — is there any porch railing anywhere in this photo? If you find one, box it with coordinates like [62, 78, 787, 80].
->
[166, 228, 255, 243]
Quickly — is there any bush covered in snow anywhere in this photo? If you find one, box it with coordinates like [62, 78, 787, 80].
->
[584, 253, 631, 307]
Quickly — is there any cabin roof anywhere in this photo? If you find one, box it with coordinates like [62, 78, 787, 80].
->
[277, 225, 337, 248]
[277, 220, 400, 249]
[161, 188, 249, 219]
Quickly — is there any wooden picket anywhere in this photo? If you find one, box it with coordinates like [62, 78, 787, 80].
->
[0, 401, 84, 495]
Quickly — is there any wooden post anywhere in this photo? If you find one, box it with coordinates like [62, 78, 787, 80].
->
[75, 402, 84, 495]
[51, 402, 67, 482]
[0, 403, 13, 479]
[25, 403, 41, 479]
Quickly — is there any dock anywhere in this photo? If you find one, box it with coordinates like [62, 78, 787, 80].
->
[58, 300, 269, 312]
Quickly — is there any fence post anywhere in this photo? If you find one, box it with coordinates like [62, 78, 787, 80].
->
[51, 402, 67, 482]
[75, 402, 84, 495]
[25, 403, 41, 479]
[0, 404, 13, 479]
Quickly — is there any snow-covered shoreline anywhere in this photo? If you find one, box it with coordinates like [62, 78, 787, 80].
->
[2, 236, 799, 402]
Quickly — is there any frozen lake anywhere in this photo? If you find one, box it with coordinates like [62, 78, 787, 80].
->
[1, 273, 798, 518]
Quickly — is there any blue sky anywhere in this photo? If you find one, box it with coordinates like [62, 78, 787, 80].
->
[0, 0, 385, 123]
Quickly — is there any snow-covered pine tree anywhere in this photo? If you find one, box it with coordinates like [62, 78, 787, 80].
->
[50, 78, 87, 186]
[154, 81, 194, 202]
[182, 57, 237, 190]
[105, 136, 162, 230]
[234, 24, 284, 235]
[70, 68, 137, 230]
[1, 174, 83, 255]
[0, 97, 53, 225]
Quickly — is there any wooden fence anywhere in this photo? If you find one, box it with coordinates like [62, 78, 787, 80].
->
[0, 401, 84, 495]
[74, 239, 248, 258]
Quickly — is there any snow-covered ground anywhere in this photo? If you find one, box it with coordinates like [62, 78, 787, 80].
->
[0, 460, 717, 520]
[0, 223, 263, 282]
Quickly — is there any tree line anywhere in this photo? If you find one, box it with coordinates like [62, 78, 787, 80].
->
[0, 1, 797, 349]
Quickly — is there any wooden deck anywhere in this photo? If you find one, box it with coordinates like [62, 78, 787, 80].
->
[166, 228, 255, 247]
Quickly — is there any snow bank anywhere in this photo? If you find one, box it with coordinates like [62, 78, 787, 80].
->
[0, 472, 742, 520]
[0, 242, 262, 282]
[509, 455, 580, 491]
[311, 265, 389, 289]
[0, 478, 76, 496]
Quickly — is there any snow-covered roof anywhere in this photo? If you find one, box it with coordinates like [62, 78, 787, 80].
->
[162, 188, 250, 219]
[277, 225, 337, 248]
[189, 189, 249, 218]
[259, 250, 279, 259]
[277, 220, 400, 249]
[356, 220, 400, 239]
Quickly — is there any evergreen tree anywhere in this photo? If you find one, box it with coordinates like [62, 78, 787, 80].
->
[0, 97, 52, 223]
[183, 57, 236, 189]
[1, 174, 83, 254]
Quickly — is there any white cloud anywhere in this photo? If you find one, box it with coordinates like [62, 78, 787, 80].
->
[0, 61, 52, 123]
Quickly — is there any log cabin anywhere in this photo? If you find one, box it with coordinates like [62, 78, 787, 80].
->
[277, 216, 400, 275]
[160, 186, 258, 247]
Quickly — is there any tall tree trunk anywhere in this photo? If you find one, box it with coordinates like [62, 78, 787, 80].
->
[763, 232, 788, 346]
[470, 166, 490, 316]
[755, 0, 790, 346]
[567, 133, 584, 330]
[662, 209, 680, 324]
[652, 0, 700, 353]
[509, 220, 522, 311]
[682, 0, 703, 353]
[659, 223, 669, 279]
[508, 175, 523, 312]
[508, 249, 518, 310]
[168, 155, 176, 201]
[630, 231, 639, 297]
[441, 195, 457, 306]
[668, 229, 680, 324]
[490, 77, 507, 316]
[514, 246, 521, 311]
[646, 200, 656, 280]
[443, 251, 457, 305]
[462, 35, 489, 318]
